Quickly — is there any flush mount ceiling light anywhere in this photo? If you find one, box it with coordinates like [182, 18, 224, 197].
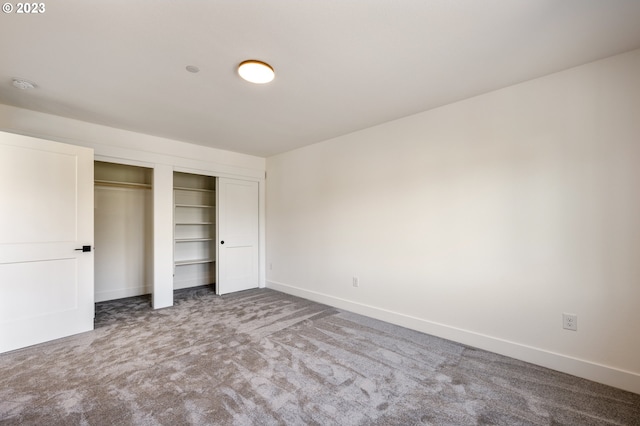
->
[185, 65, 200, 73]
[12, 78, 36, 90]
[237, 60, 274, 84]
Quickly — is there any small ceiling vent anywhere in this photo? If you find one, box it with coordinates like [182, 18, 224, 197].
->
[12, 78, 36, 90]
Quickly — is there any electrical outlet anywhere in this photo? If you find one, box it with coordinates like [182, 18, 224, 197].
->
[563, 313, 577, 331]
[352, 276, 359, 287]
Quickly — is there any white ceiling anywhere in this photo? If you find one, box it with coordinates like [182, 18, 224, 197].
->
[2, 1, 640, 157]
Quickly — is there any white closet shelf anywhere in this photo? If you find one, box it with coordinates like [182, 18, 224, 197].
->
[95, 179, 151, 189]
[174, 259, 215, 266]
[175, 204, 214, 208]
[174, 186, 215, 193]
[173, 172, 216, 290]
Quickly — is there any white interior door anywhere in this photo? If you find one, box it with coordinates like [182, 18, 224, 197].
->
[0, 131, 94, 353]
[217, 178, 259, 295]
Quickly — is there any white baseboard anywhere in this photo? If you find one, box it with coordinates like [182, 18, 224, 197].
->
[173, 277, 214, 291]
[95, 285, 151, 303]
[267, 280, 640, 395]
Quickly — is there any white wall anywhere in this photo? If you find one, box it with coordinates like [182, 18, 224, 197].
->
[0, 105, 267, 308]
[94, 185, 153, 302]
[266, 49, 640, 393]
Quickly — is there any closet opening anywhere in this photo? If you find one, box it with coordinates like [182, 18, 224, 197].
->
[94, 161, 153, 303]
[173, 172, 216, 293]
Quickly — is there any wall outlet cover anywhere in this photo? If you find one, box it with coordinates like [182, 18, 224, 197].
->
[563, 313, 577, 331]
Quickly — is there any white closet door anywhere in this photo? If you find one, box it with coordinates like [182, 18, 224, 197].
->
[217, 178, 259, 295]
[0, 132, 94, 353]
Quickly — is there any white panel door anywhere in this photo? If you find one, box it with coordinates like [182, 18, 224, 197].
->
[217, 178, 259, 295]
[0, 132, 94, 353]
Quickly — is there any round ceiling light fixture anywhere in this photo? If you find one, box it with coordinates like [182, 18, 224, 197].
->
[12, 78, 36, 90]
[237, 60, 274, 84]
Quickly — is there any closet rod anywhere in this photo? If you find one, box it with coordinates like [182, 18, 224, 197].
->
[94, 179, 151, 190]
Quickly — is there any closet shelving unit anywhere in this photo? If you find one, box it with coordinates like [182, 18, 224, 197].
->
[173, 172, 216, 290]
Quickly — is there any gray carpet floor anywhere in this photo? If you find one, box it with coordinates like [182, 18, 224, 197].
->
[0, 287, 638, 425]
